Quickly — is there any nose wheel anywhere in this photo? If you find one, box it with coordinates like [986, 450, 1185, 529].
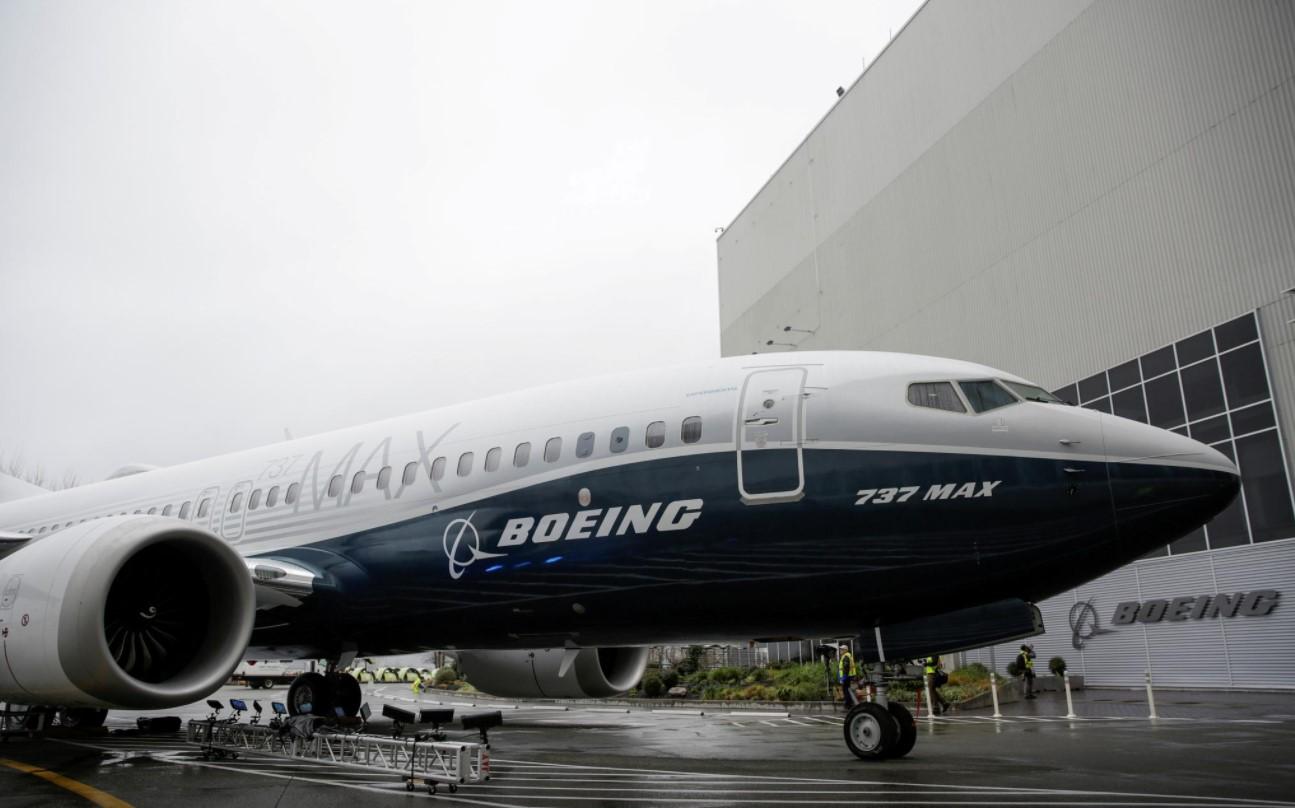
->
[843, 701, 916, 760]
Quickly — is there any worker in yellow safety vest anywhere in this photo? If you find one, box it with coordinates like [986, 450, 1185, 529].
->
[1016, 644, 1037, 699]
[923, 655, 950, 714]
[837, 644, 858, 708]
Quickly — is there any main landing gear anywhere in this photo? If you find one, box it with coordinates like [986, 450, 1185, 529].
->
[287, 670, 362, 718]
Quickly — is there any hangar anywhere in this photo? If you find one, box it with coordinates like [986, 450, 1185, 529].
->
[719, 0, 1295, 687]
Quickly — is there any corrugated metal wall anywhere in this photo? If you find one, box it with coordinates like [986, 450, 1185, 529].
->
[717, 0, 1295, 687]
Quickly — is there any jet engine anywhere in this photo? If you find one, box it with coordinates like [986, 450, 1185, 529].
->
[0, 516, 254, 709]
[456, 646, 649, 699]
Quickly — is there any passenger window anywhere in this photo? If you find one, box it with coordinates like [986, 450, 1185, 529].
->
[681, 416, 702, 444]
[646, 421, 666, 448]
[38, 526, 46, 534]
[328, 475, 343, 497]
[266, 486, 279, 507]
[544, 437, 562, 463]
[402, 461, 418, 486]
[457, 452, 474, 477]
[576, 432, 595, 458]
[249, 489, 262, 510]
[959, 380, 1018, 413]
[198, 498, 211, 518]
[377, 467, 392, 490]
[147, 507, 157, 515]
[485, 447, 501, 472]
[161, 504, 173, 517]
[610, 426, 629, 453]
[179, 501, 192, 519]
[514, 443, 531, 467]
[230, 493, 243, 513]
[431, 457, 447, 480]
[286, 483, 300, 505]
[351, 471, 366, 494]
[907, 382, 966, 413]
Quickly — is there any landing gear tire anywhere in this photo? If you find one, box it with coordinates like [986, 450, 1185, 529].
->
[843, 702, 898, 760]
[58, 708, 108, 730]
[330, 672, 362, 718]
[287, 672, 332, 716]
[885, 702, 917, 759]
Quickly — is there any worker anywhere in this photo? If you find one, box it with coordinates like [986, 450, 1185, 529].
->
[923, 654, 951, 714]
[1016, 644, 1037, 699]
[411, 675, 422, 696]
[837, 644, 858, 708]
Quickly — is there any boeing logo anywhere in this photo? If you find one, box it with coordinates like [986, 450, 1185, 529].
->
[442, 512, 505, 580]
[1068, 599, 1112, 650]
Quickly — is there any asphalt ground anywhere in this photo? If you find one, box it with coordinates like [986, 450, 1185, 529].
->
[2, 683, 1293, 807]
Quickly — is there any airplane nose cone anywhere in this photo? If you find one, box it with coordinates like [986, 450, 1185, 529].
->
[1103, 415, 1241, 556]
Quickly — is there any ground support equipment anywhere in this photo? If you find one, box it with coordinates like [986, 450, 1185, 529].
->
[185, 720, 490, 794]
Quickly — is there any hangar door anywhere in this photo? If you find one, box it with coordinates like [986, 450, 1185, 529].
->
[736, 367, 806, 504]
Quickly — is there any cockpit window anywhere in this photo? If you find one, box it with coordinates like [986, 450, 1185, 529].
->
[959, 380, 1018, 413]
[907, 382, 966, 413]
[1001, 380, 1064, 404]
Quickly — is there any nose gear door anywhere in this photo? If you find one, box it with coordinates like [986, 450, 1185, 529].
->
[737, 367, 807, 504]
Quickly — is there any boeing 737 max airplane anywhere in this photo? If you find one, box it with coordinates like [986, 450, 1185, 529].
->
[0, 351, 1238, 758]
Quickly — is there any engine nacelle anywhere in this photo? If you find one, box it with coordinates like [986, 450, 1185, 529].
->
[456, 646, 649, 699]
[0, 516, 254, 709]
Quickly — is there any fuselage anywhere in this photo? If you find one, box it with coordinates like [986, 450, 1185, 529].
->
[0, 351, 1239, 656]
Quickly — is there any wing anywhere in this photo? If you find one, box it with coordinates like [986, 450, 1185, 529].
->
[0, 530, 30, 561]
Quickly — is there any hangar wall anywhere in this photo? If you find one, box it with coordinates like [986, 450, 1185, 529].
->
[720, 0, 1295, 687]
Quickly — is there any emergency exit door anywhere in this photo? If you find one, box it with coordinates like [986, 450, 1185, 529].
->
[737, 367, 806, 504]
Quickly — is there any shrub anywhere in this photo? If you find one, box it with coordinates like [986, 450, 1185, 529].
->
[433, 667, 458, 687]
[641, 672, 664, 698]
[711, 666, 744, 684]
[662, 670, 679, 690]
[1006, 660, 1022, 677]
[1049, 656, 1067, 676]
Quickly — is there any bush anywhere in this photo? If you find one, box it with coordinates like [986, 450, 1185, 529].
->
[433, 667, 458, 687]
[662, 670, 679, 690]
[1006, 660, 1023, 677]
[640, 672, 664, 698]
[1049, 656, 1067, 676]
[710, 666, 744, 684]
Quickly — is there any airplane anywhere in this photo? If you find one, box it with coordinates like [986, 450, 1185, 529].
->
[0, 351, 1238, 759]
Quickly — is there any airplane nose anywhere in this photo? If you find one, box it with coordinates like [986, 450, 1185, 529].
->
[1102, 414, 1241, 555]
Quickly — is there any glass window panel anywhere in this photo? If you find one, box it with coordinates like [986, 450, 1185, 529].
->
[431, 457, 447, 480]
[161, 504, 173, 517]
[544, 437, 562, 462]
[376, 467, 391, 490]
[485, 447, 501, 471]
[610, 427, 629, 453]
[1052, 384, 1078, 405]
[286, 483, 300, 504]
[1077, 372, 1108, 402]
[1107, 359, 1141, 392]
[248, 489, 261, 510]
[179, 501, 192, 519]
[1180, 358, 1225, 421]
[400, 462, 416, 485]
[513, 443, 531, 467]
[1189, 414, 1230, 444]
[681, 416, 703, 444]
[352, 471, 366, 494]
[198, 499, 211, 518]
[457, 452, 474, 477]
[1083, 396, 1111, 414]
[229, 493, 243, 513]
[1140, 345, 1176, 379]
[646, 421, 666, 448]
[1205, 442, 1249, 548]
[1235, 431, 1295, 542]
[147, 507, 157, 515]
[1111, 387, 1147, 423]
[1169, 527, 1207, 555]
[1214, 312, 1258, 351]
[576, 432, 595, 458]
[1144, 373, 1185, 428]
[907, 382, 965, 412]
[266, 486, 279, 507]
[1219, 343, 1270, 410]
[1230, 402, 1275, 437]
[958, 380, 1017, 413]
[1175, 330, 1215, 366]
[327, 475, 342, 497]
[1002, 381, 1062, 404]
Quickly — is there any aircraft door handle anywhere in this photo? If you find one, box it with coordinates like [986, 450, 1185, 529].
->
[1063, 467, 1085, 474]
[744, 417, 779, 426]
[1058, 438, 1081, 446]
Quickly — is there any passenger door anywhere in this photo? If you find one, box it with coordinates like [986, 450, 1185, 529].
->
[737, 367, 807, 504]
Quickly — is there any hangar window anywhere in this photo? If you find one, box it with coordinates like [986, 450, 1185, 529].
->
[403, 461, 419, 486]
[198, 498, 211, 518]
[513, 442, 531, 467]
[376, 467, 391, 491]
[248, 489, 262, 510]
[485, 447, 502, 472]
[285, 483, 300, 505]
[229, 493, 243, 513]
[610, 426, 629, 453]
[457, 452, 474, 477]
[646, 421, 666, 448]
[266, 486, 280, 507]
[958, 381, 1016, 413]
[544, 437, 562, 463]
[430, 457, 447, 480]
[907, 382, 965, 413]
[161, 504, 172, 517]
[179, 501, 192, 519]
[351, 472, 366, 494]
[576, 432, 595, 458]
[327, 475, 343, 497]
[681, 416, 703, 443]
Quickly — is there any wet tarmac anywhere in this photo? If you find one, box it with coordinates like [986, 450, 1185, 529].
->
[2, 684, 1293, 807]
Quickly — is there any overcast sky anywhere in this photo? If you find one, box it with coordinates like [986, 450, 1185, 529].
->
[1, 0, 922, 483]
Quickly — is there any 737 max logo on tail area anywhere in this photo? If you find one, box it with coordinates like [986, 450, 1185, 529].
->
[856, 481, 1001, 505]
